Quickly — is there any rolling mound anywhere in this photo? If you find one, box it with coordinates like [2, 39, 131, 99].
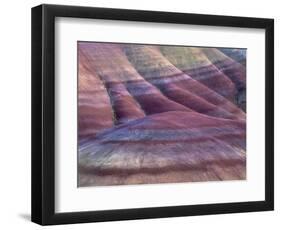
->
[78, 49, 114, 138]
[79, 111, 245, 186]
[160, 46, 237, 101]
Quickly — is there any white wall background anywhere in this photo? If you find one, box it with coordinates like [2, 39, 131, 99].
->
[0, 0, 278, 228]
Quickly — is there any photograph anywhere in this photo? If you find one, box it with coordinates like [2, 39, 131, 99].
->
[30, 3, 274, 225]
[78, 42, 247, 187]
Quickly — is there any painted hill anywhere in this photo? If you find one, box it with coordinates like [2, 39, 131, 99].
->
[79, 111, 245, 186]
[160, 46, 237, 101]
[78, 42, 246, 186]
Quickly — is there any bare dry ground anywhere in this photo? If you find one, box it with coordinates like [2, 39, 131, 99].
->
[78, 43, 246, 187]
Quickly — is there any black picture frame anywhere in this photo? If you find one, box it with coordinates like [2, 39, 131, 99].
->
[31, 4, 274, 225]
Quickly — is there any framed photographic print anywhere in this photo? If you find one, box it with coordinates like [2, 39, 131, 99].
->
[31, 4, 274, 225]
